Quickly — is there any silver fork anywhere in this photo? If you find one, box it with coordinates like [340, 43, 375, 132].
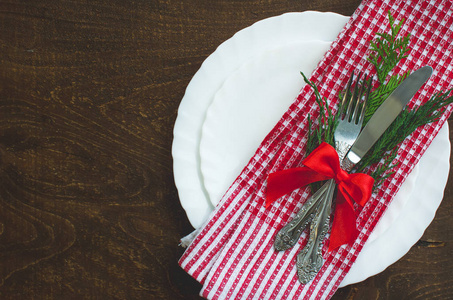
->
[297, 72, 372, 283]
[274, 71, 370, 252]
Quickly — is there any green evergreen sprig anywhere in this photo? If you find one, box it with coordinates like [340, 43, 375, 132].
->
[365, 11, 411, 124]
[303, 72, 338, 156]
[356, 89, 453, 177]
[368, 11, 411, 85]
[304, 10, 453, 190]
[364, 72, 409, 123]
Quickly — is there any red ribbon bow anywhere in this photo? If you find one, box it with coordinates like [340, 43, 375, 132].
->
[266, 142, 374, 251]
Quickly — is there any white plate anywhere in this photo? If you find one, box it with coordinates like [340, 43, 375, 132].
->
[200, 40, 333, 205]
[172, 11, 351, 229]
[342, 122, 449, 286]
[172, 11, 450, 287]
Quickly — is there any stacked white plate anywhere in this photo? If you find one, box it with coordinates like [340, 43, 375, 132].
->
[172, 11, 450, 287]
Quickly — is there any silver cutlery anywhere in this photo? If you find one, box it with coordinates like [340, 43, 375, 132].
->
[297, 65, 432, 284]
[272, 65, 433, 284]
[274, 71, 369, 252]
[297, 72, 371, 283]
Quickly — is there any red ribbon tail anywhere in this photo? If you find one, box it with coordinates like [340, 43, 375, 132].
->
[328, 193, 359, 252]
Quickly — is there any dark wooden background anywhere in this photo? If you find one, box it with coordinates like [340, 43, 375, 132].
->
[1, 0, 452, 299]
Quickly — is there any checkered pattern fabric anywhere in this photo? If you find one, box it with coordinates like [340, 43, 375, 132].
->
[179, 0, 453, 299]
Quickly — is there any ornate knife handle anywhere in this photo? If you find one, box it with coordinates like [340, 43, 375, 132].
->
[274, 182, 329, 251]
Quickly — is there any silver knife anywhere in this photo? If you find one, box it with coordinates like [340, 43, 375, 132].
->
[345, 65, 433, 167]
[296, 65, 433, 284]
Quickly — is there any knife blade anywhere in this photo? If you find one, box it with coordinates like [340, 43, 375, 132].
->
[346, 66, 433, 166]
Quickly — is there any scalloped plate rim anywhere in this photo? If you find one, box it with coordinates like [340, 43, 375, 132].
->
[171, 11, 450, 287]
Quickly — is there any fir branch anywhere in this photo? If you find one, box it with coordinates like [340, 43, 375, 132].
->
[302, 72, 338, 155]
[302, 10, 453, 192]
[364, 72, 409, 123]
[355, 89, 453, 177]
[367, 11, 411, 84]
[369, 149, 399, 189]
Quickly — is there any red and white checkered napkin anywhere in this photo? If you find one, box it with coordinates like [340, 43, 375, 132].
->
[180, 0, 453, 299]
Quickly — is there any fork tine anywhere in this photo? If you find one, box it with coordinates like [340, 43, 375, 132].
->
[358, 77, 373, 124]
[345, 72, 362, 121]
[339, 70, 355, 118]
[351, 73, 367, 123]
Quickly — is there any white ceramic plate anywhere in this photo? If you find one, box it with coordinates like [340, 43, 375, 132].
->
[172, 11, 450, 287]
[173, 11, 351, 229]
[200, 40, 333, 205]
[342, 122, 449, 286]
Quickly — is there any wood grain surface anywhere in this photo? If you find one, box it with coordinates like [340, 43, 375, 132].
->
[0, 0, 452, 299]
